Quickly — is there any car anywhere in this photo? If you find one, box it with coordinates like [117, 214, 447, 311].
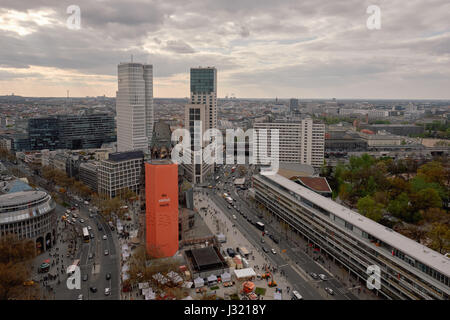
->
[106, 273, 111, 280]
[88, 253, 94, 259]
[90, 233, 95, 239]
[89, 213, 94, 218]
[105, 287, 111, 296]
[272, 237, 279, 244]
[271, 249, 276, 254]
[87, 226, 92, 231]
[98, 225, 103, 231]
[77, 294, 83, 300]
[261, 238, 265, 243]
[226, 248, 236, 257]
[80, 219, 84, 223]
[82, 274, 88, 281]
[90, 287, 97, 293]
[71, 218, 76, 223]
[227, 205, 231, 209]
[232, 215, 237, 220]
[103, 235, 107, 240]
[310, 272, 318, 279]
[319, 274, 327, 281]
[84, 201, 89, 205]
[104, 249, 109, 256]
[325, 287, 334, 295]
[262, 247, 269, 253]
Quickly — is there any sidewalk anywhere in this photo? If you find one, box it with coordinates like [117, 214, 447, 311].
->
[194, 191, 293, 300]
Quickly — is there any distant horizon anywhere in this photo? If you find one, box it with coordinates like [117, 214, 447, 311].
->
[1, 93, 450, 102]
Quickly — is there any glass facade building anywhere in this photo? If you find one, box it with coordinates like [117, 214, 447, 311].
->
[23, 113, 116, 151]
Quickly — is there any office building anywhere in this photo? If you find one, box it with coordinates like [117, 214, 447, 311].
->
[145, 160, 179, 258]
[98, 150, 144, 199]
[24, 114, 116, 151]
[184, 67, 217, 183]
[0, 190, 57, 254]
[253, 173, 450, 300]
[116, 62, 154, 153]
[79, 162, 98, 192]
[289, 98, 299, 112]
[253, 118, 325, 167]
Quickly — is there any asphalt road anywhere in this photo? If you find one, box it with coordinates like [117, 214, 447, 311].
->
[3, 159, 121, 300]
[203, 165, 358, 300]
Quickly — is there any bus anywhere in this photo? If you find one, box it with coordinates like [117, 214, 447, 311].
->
[82, 227, 90, 243]
[38, 263, 50, 273]
[291, 290, 303, 300]
[255, 221, 265, 231]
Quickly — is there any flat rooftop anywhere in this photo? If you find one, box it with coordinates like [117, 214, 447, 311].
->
[186, 246, 227, 272]
[107, 150, 144, 162]
[0, 190, 48, 208]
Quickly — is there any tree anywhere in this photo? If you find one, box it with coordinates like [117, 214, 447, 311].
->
[421, 208, 449, 224]
[387, 193, 413, 222]
[417, 161, 446, 185]
[357, 195, 384, 222]
[0, 234, 37, 300]
[410, 188, 442, 212]
[427, 223, 450, 254]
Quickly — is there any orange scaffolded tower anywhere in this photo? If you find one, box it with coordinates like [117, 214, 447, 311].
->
[145, 160, 179, 258]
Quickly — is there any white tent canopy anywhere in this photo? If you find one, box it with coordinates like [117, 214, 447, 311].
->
[233, 268, 256, 280]
[138, 282, 149, 290]
[168, 271, 183, 284]
[221, 272, 231, 282]
[194, 276, 204, 288]
[153, 273, 168, 285]
[207, 274, 217, 283]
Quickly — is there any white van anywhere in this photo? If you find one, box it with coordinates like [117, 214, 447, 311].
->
[292, 290, 303, 300]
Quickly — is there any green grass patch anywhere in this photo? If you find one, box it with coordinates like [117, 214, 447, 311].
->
[255, 287, 266, 296]
[229, 293, 240, 300]
[210, 286, 219, 290]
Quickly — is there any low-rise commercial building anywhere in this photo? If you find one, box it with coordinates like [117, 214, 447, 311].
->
[253, 173, 450, 300]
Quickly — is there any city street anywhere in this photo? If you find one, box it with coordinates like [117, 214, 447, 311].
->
[200, 164, 380, 300]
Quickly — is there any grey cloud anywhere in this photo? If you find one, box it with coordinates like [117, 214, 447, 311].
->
[164, 40, 196, 54]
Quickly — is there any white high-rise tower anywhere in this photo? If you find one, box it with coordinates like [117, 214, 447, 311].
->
[184, 67, 217, 184]
[116, 62, 154, 153]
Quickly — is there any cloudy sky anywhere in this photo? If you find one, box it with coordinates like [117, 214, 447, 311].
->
[0, 0, 449, 99]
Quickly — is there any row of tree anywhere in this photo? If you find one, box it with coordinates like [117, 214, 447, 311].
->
[322, 155, 449, 253]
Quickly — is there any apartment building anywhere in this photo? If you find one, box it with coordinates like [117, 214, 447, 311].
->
[253, 118, 325, 167]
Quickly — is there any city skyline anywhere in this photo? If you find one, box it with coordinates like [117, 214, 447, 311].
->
[0, 1, 449, 99]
